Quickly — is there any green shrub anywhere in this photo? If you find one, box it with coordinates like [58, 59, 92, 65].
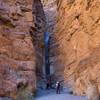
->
[16, 87, 34, 100]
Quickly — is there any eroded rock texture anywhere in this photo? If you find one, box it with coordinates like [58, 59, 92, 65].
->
[54, 0, 100, 95]
[42, 0, 57, 32]
[33, 0, 57, 77]
[0, 0, 36, 98]
[32, 0, 46, 76]
[41, 0, 59, 79]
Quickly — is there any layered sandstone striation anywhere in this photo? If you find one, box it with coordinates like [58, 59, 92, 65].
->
[0, 0, 36, 98]
[54, 0, 100, 95]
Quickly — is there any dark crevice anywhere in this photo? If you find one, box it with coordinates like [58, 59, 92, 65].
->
[31, 0, 47, 77]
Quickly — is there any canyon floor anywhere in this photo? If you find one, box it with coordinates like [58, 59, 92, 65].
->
[35, 87, 87, 100]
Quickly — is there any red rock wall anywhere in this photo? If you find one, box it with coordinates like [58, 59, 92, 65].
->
[54, 0, 100, 95]
[0, 0, 36, 98]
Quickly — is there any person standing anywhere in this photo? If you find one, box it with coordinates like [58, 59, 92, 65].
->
[46, 79, 50, 89]
[56, 81, 61, 94]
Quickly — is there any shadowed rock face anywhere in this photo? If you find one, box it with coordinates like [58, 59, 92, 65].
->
[32, 0, 46, 76]
[54, 0, 100, 95]
[33, 0, 57, 78]
[41, 0, 59, 79]
[0, 0, 36, 98]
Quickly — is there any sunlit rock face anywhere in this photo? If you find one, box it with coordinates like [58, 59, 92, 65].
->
[0, 0, 36, 98]
[55, 0, 100, 95]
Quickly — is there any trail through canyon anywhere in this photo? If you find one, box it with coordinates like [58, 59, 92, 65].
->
[35, 87, 87, 100]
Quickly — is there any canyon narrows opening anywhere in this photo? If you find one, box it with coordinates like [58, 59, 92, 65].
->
[42, 0, 57, 80]
[32, 0, 59, 81]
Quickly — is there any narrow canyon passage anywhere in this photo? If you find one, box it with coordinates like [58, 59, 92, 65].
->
[33, 0, 60, 82]
[0, 0, 100, 100]
[34, 0, 100, 100]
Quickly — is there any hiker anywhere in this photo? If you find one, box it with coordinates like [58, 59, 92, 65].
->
[46, 78, 51, 89]
[56, 81, 61, 94]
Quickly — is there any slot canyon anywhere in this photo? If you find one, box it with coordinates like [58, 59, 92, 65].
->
[0, 0, 100, 99]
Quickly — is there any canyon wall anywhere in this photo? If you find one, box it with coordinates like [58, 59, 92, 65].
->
[42, 0, 58, 77]
[32, 0, 46, 76]
[0, 0, 36, 98]
[54, 0, 100, 95]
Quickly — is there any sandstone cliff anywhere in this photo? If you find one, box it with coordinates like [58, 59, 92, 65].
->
[54, 0, 100, 95]
[0, 0, 36, 98]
